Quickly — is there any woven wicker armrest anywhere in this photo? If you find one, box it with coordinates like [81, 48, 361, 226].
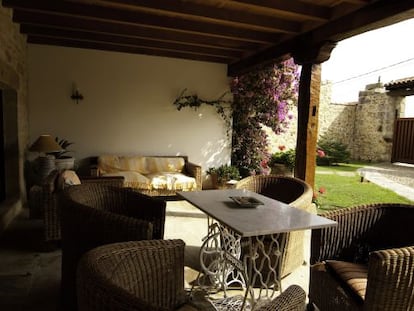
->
[185, 161, 202, 190]
[41, 170, 60, 240]
[255, 285, 306, 311]
[364, 246, 414, 310]
[42, 169, 60, 194]
[62, 203, 154, 245]
[77, 240, 187, 311]
[121, 188, 166, 239]
[310, 204, 389, 264]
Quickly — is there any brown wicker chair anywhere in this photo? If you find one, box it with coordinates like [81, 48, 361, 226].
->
[309, 203, 414, 311]
[42, 169, 124, 242]
[77, 239, 307, 311]
[60, 184, 166, 311]
[236, 175, 313, 278]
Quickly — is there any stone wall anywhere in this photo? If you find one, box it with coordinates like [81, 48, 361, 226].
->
[319, 81, 356, 155]
[269, 80, 404, 163]
[0, 1, 28, 231]
[319, 82, 403, 162]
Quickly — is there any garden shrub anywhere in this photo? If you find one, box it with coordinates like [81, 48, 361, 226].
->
[317, 137, 351, 165]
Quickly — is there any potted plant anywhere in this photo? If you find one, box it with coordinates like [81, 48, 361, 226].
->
[47, 137, 75, 170]
[269, 147, 295, 176]
[207, 164, 241, 189]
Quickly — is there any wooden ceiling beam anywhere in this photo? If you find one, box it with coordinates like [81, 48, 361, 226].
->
[232, 0, 330, 21]
[4, 0, 282, 43]
[314, 0, 414, 42]
[27, 36, 233, 63]
[340, 0, 371, 5]
[98, 0, 301, 33]
[20, 24, 243, 58]
[229, 0, 414, 76]
[13, 10, 264, 51]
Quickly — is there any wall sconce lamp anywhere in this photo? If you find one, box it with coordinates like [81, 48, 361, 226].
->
[71, 84, 84, 104]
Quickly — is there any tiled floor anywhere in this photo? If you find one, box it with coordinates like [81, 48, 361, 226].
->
[0, 209, 61, 311]
[0, 201, 311, 311]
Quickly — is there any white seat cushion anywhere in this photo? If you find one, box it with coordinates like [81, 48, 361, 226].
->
[146, 172, 197, 191]
[103, 171, 151, 189]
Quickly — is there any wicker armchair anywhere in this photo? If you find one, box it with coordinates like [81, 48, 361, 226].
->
[60, 184, 166, 311]
[42, 169, 124, 242]
[77, 239, 307, 311]
[236, 175, 313, 278]
[309, 203, 414, 311]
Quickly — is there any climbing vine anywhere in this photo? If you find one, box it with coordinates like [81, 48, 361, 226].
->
[173, 59, 299, 176]
[231, 58, 300, 176]
[173, 89, 233, 136]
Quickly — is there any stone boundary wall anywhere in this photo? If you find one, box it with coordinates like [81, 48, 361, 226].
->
[269, 80, 404, 163]
[320, 81, 403, 162]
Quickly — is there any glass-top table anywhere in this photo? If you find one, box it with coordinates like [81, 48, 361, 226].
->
[177, 189, 336, 310]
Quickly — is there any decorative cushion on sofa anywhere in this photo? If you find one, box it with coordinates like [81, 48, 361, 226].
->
[118, 156, 150, 174]
[98, 155, 186, 174]
[97, 155, 198, 193]
[98, 155, 121, 174]
[146, 157, 185, 173]
[56, 170, 82, 190]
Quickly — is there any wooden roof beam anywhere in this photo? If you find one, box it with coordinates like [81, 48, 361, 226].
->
[232, 0, 330, 22]
[97, 0, 302, 33]
[13, 10, 265, 51]
[228, 0, 414, 76]
[27, 36, 233, 63]
[20, 24, 244, 58]
[3, 0, 283, 43]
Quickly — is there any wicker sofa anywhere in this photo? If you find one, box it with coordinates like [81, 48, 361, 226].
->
[236, 175, 314, 278]
[309, 203, 414, 311]
[95, 155, 202, 196]
[77, 239, 308, 311]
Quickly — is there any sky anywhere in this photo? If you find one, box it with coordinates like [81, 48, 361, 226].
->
[321, 17, 414, 114]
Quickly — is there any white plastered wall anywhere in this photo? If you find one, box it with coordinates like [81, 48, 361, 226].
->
[28, 45, 232, 186]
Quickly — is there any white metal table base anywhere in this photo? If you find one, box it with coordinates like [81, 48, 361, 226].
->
[192, 220, 285, 310]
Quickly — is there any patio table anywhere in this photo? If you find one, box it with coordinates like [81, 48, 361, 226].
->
[177, 189, 336, 311]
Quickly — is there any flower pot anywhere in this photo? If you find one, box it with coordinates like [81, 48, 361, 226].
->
[270, 163, 293, 176]
[55, 157, 75, 170]
[210, 172, 235, 189]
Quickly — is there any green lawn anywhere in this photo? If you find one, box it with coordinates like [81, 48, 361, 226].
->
[314, 162, 413, 213]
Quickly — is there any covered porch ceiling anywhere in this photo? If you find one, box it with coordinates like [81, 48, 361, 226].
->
[3, 0, 414, 76]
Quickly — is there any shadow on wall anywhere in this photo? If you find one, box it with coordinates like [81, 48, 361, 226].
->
[202, 138, 231, 189]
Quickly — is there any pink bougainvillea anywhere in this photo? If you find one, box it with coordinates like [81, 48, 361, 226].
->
[231, 59, 300, 175]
